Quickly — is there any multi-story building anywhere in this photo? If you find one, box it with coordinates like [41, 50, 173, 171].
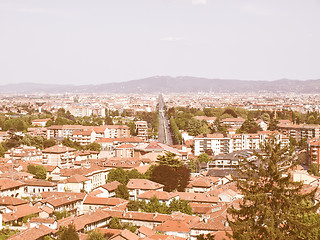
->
[307, 138, 320, 165]
[277, 123, 320, 142]
[221, 117, 245, 129]
[42, 145, 76, 168]
[46, 125, 130, 143]
[135, 121, 148, 140]
[194, 131, 289, 156]
[46, 125, 84, 140]
[71, 130, 96, 145]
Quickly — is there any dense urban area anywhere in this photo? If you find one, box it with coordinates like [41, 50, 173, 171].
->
[1, 92, 320, 239]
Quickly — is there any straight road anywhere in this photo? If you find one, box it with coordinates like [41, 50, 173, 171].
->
[158, 94, 173, 145]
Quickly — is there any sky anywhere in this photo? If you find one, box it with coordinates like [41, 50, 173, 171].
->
[0, 0, 320, 85]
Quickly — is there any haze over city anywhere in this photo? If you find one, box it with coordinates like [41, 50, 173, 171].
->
[1, 0, 320, 85]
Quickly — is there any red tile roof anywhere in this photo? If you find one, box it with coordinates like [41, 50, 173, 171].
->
[127, 179, 164, 190]
[7, 225, 52, 240]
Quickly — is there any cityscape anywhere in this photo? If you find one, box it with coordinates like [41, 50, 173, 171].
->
[1, 1, 320, 240]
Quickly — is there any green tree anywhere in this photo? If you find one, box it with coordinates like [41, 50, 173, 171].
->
[308, 163, 320, 176]
[107, 168, 129, 185]
[157, 152, 182, 168]
[45, 119, 54, 127]
[27, 164, 47, 179]
[105, 115, 113, 125]
[228, 137, 320, 240]
[126, 121, 136, 136]
[188, 158, 196, 173]
[268, 118, 279, 131]
[151, 164, 190, 192]
[115, 184, 129, 200]
[0, 143, 5, 157]
[261, 112, 271, 122]
[21, 135, 44, 149]
[198, 153, 210, 163]
[107, 217, 122, 229]
[197, 233, 215, 240]
[53, 209, 71, 220]
[187, 118, 203, 136]
[86, 230, 105, 240]
[62, 138, 82, 150]
[237, 118, 262, 134]
[43, 139, 56, 149]
[85, 142, 101, 151]
[57, 224, 79, 240]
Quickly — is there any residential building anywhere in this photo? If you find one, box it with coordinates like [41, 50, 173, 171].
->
[42, 145, 76, 167]
[135, 121, 148, 141]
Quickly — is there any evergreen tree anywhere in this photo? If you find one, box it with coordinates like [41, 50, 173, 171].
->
[157, 152, 182, 168]
[86, 230, 105, 240]
[268, 118, 279, 131]
[115, 184, 129, 200]
[228, 137, 320, 240]
[57, 224, 79, 240]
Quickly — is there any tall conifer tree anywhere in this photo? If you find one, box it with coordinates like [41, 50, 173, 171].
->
[228, 136, 320, 239]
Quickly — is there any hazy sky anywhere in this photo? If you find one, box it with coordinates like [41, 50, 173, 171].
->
[0, 0, 320, 85]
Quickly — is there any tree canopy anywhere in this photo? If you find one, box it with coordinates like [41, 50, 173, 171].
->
[151, 153, 190, 192]
[228, 137, 320, 239]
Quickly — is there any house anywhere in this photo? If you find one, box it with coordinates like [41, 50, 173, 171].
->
[30, 217, 57, 230]
[59, 165, 109, 190]
[32, 119, 51, 127]
[2, 204, 42, 225]
[4, 146, 42, 163]
[109, 229, 140, 240]
[92, 181, 121, 198]
[82, 196, 128, 213]
[137, 190, 179, 206]
[42, 145, 76, 167]
[186, 177, 214, 193]
[7, 225, 52, 240]
[0, 196, 28, 208]
[40, 192, 86, 215]
[96, 137, 143, 158]
[0, 178, 26, 198]
[57, 174, 91, 193]
[56, 210, 111, 232]
[134, 142, 182, 162]
[23, 179, 57, 196]
[127, 179, 164, 200]
[44, 165, 61, 181]
[218, 189, 242, 203]
[155, 219, 191, 239]
[115, 144, 135, 158]
[177, 192, 219, 205]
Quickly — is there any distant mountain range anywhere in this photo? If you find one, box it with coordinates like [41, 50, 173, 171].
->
[0, 76, 319, 94]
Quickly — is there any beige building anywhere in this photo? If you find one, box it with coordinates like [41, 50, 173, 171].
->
[42, 145, 76, 168]
[57, 174, 92, 193]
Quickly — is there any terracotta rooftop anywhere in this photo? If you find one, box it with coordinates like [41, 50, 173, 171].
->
[127, 179, 164, 190]
[60, 174, 90, 183]
[7, 225, 52, 240]
[0, 178, 25, 191]
[100, 181, 121, 192]
[137, 190, 178, 201]
[83, 196, 128, 206]
[0, 196, 28, 206]
[42, 145, 76, 153]
[155, 219, 191, 233]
